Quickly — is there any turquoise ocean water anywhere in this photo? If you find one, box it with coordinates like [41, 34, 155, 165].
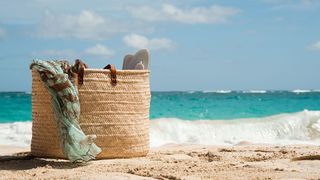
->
[151, 91, 320, 120]
[1, 91, 320, 147]
[1, 91, 320, 123]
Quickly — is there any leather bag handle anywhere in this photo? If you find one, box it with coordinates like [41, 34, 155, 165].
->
[73, 60, 117, 86]
[73, 59, 87, 85]
[103, 64, 117, 86]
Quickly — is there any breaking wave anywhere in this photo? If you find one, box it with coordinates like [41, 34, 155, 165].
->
[1, 111, 320, 147]
[150, 110, 320, 147]
[0, 122, 32, 147]
[241, 90, 267, 94]
[202, 90, 232, 93]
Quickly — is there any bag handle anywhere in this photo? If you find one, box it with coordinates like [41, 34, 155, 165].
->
[103, 64, 117, 86]
[73, 59, 87, 85]
[73, 60, 117, 86]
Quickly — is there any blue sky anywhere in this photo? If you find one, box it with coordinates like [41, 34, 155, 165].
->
[0, 0, 319, 91]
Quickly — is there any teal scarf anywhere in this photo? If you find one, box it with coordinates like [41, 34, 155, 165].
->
[30, 60, 101, 162]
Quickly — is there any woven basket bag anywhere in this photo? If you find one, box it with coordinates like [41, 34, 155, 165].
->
[31, 63, 150, 159]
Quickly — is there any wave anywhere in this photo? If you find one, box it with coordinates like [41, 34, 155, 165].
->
[241, 90, 267, 94]
[202, 90, 268, 94]
[292, 89, 312, 94]
[291, 89, 320, 94]
[0, 122, 32, 147]
[1, 110, 320, 147]
[150, 110, 320, 147]
[200, 90, 320, 94]
[202, 90, 232, 93]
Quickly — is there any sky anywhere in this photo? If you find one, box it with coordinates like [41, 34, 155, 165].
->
[0, 0, 319, 91]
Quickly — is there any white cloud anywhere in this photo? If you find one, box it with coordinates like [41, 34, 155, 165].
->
[84, 44, 115, 59]
[38, 10, 125, 40]
[123, 34, 175, 50]
[310, 41, 320, 50]
[128, 4, 240, 24]
[32, 44, 115, 59]
[0, 27, 6, 39]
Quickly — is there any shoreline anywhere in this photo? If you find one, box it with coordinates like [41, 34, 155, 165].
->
[0, 144, 319, 179]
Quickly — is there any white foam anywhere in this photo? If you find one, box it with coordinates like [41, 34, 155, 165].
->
[0, 122, 32, 147]
[292, 89, 312, 94]
[242, 90, 267, 94]
[2, 111, 320, 148]
[150, 110, 320, 147]
[203, 90, 232, 93]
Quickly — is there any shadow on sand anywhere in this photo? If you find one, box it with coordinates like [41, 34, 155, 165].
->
[0, 152, 86, 170]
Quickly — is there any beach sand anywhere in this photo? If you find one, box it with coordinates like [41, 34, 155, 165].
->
[0, 144, 319, 179]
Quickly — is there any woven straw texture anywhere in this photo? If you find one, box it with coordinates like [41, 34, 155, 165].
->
[31, 69, 150, 159]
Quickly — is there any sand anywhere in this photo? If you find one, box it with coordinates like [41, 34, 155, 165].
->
[0, 144, 319, 180]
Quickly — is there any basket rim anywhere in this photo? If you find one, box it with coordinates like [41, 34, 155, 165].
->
[84, 69, 150, 74]
[31, 68, 151, 74]
[31, 69, 150, 74]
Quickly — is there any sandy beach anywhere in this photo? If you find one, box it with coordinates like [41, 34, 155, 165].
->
[0, 144, 319, 179]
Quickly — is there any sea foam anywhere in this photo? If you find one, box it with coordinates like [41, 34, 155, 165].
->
[0, 122, 32, 147]
[292, 89, 311, 94]
[202, 90, 232, 93]
[1, 111, 320, 147]
[241, 90, 267, 94]
[150, 110, 320, 147]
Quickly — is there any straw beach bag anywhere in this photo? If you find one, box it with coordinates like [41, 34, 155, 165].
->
[31, 62, 150, 159]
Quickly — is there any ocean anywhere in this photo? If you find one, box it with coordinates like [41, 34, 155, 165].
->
[1, 91, 320, 147]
